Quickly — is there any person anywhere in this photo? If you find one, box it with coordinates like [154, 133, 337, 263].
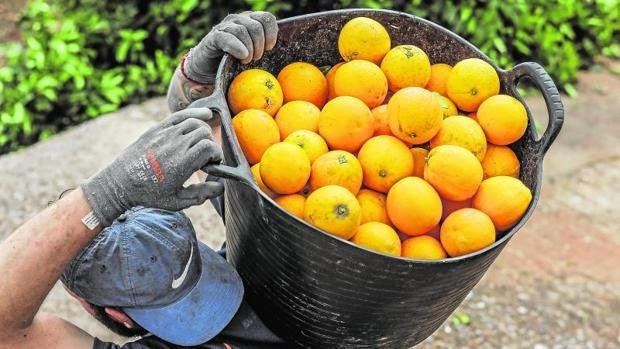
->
[0, 11, 285, 349]
[62, 207, 286, 349]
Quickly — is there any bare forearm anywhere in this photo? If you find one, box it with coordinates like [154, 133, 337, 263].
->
[0, 189, 101, 339]
[167, 67, 214, 112]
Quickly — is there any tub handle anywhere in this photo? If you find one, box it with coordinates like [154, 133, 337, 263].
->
[506, 62, 564, 156]
[189, 91, 268, 219]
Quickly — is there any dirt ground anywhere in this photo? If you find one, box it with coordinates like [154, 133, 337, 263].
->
[0, 0, 25, 42]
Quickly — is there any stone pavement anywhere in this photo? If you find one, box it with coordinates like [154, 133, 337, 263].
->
[1, 70, 619, 348]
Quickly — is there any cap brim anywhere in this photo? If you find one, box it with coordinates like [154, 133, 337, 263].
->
[123, 242, 244, 346]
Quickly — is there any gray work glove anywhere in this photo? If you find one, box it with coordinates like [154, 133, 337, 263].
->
[183, 11, 278, 84]
[82, 108, 224, 226]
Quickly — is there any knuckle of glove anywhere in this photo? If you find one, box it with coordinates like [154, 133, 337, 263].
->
[195, 125, 213, 141]
[252, 11, 276, 25]
[199, 139, 223, 159]
[184, 118, 207, 131]
[223, 23, 247, 39]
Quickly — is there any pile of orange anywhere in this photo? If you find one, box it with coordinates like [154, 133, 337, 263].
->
[226, 17, 533, 260]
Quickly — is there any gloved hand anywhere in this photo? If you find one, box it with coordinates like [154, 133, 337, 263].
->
[81, 108, 224, 226]
[183, 11, 278, 84]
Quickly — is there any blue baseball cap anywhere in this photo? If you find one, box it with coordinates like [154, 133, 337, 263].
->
[61, 208, 243, 346]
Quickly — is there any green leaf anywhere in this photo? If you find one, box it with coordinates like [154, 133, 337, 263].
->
[40, 88, 57, 101]
[116, 42, 131, 62]
[179, 0, 198, 13]
[13, 103, 26, 124]
[493, 38, 507, 53]
[73, 75, 86, 90]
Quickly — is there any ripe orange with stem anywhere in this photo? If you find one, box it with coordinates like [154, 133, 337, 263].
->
[338, 17, 391, 64]
[304, 185, 362, 239]
[446, 58, 500, 112]
[357, 135, 414, 193]
[310, 150, 363, 195]
[227, 69, 283, 115]
[380, 45, 431, 91]
[387, 87, 443, 145]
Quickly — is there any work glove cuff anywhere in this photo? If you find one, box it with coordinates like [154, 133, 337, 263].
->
[81, 168, 129, 227]
[183, 46, 220, 85]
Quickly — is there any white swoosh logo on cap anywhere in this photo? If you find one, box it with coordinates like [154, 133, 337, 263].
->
[171, 242, 193, 289]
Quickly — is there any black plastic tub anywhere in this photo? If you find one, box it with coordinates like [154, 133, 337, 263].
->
[192, 9, 564, 349]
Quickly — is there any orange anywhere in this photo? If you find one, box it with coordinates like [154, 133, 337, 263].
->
[380, 45, 431, 92]
[227, 69, 283, 116]
[388, 87, 443, 145]
[260, 142, 311, 194]
[401, 235, 447, 260]
[429, 115, 488, 161]
[232, 109, 280, 164]
[304, 185, 361, 239]
[434, 93, 458, 118]
[424, 145, 483, 201]
[356, 189, 391, 225]
[357, 135, 414, 193]
[371, 105, 392, 136]
[250, 163, 277, 198]
[275, 194, 306, 219]
[283, 130, 329, 164]
[325, 62, 344, 100]
[277, 62, 328, 108]
[472, 176, 532, 231]
[426, 63, 453, 96]
[275, 101, 321, 139]
[351, 222, 401, 256]
[387, 177, 442, 236]
[446, 58, 500, 112]
[481, 144, 520, 179]
[410, 147, 429, 178]
[334, 60, 388, 108]
[477, 94, 528, 145]
[338, 17, 391, 64]
[318, 96, 374, 152]
[440, 208, 496, 257]
[310, 150, 363, 194]
[441, 198, 472, 221]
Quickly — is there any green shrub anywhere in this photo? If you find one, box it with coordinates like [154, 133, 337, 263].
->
[0, 0, 242, 153]
[1, 0, 618, 154]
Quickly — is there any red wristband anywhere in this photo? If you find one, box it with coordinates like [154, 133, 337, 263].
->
[179, 53, 209, 85]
